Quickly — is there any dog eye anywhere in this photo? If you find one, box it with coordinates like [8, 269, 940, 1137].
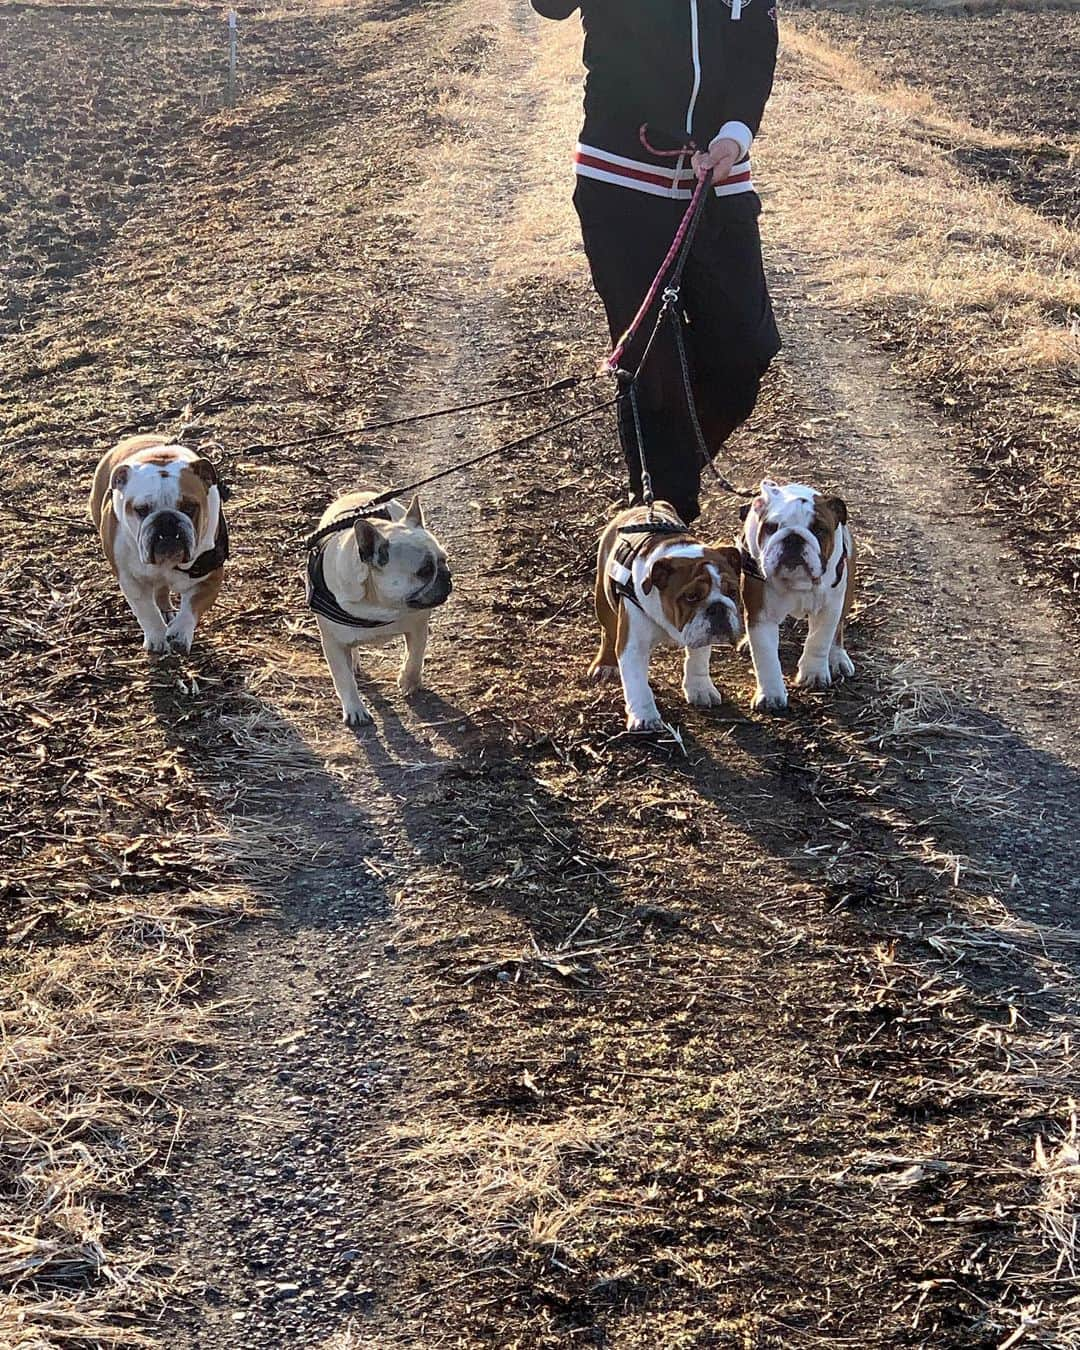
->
[178, 499, 199, 519]
[761, 521, 778, 536]
[132, 503, 151, 519]
[416, 559, 435, 581]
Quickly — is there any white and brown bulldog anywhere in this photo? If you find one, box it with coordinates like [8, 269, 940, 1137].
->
[739, 479, 855, 713]
[590, 501, 743, 733]
[306, 490, 452, 727]
[89, 434, 228, 654]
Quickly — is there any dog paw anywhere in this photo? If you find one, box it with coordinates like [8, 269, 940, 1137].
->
[796, 662, 832, 691]
[165, 631, 193, 656]
[684, 679, 724, 709]
[588, 662, 619, 684]
[397, 669, 423, 697]
[143, 633, 169, 654]
[164, 615, 195, 655]
[342, 705, 374, 728]
[751, 687, 788, 714]
[830, 648, 855, 679]
[626, 711, 664, 734]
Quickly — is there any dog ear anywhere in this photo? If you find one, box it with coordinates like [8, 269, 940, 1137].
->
[823, 495, 848, 525]
[354, 517, 381, 563]
[403, 495, 425, 527]
[642, 558, 672, 596]
[738, 502, 752, 522]
[189, 457, 219, 489]
[110, 464, 131, 492]
[711, 545, 743, 575]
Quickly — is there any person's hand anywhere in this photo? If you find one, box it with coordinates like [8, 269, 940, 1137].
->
[691, 137, 740, 183]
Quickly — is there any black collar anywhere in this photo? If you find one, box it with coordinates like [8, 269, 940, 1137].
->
[738, 544, 764, 581]
[178, 513, 229, 580]
[831, 537, 848, 589]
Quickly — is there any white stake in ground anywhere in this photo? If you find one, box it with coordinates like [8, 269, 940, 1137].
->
[227, 9, 238, 106]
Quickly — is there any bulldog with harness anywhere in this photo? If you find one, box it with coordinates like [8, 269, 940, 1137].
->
[305, 490, 452, 727]
[590, 501, 742, 732]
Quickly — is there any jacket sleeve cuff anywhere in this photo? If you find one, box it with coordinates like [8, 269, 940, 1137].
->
[709, 121, 753, 160]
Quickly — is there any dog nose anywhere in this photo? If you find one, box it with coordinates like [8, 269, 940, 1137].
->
[706, 602, 736, 636]
[149, 511, 189, 563]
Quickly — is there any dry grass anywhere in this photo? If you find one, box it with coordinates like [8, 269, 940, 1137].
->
[0, 878, 260, 1345]
[767, 19, 1080, 606]
[771, 35, 1079, 382]
[784, 23, 1078, 156]
[399, 0, 583, 287]
[370, 1112, 643, 1266]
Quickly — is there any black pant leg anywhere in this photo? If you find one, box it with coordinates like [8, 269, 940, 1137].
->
[681, 192, 781, 454]
[574, 179, 704, 523]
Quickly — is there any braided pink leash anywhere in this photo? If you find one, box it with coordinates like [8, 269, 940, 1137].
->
[602, 127, 710, 374]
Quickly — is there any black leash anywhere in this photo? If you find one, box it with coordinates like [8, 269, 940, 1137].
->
[245, 374, 590, 456]
[301, 395, 616, 552]
[613, 163, 755, 506]
[669, 307, 752, 499]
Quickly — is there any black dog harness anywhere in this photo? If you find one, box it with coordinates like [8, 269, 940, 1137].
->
[606, 517, 686, 613]
[175, 478, 231, 580]
[306, 507, 395, 630]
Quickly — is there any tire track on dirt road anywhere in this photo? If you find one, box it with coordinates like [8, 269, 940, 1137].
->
[167, 5, 611, 1346]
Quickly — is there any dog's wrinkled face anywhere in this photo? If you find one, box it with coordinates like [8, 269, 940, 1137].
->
[111, 449, 217, 567]
[745, 479, 847, 590]
[643, 545, 743, 648]
[355, 497, 452, 611]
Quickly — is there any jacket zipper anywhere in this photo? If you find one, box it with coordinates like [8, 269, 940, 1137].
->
[674, 0, 702, 195]
[685, 0, 702, 137]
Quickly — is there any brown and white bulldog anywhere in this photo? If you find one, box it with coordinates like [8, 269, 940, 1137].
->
[88, 434, 228, 654]
[739, 479, 855, 712]
[590, 501, 743, 733]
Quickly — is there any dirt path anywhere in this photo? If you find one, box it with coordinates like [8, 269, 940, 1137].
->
[3, 1, 1077, 1347]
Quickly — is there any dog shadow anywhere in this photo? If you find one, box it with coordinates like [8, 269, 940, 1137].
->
[347, 678, 628, 955]
[144, 637, 400, 935]
[649, 638, 1080, 1000]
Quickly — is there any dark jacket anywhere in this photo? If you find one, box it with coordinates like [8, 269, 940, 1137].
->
[533, 0, 777, 194]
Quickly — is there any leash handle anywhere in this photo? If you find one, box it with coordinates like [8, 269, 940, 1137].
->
[638, 124, 697, 160]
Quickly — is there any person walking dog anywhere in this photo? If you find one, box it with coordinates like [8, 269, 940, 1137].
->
[531, 0, 781, 525]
